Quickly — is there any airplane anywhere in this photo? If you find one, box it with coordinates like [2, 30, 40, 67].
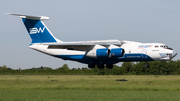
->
[6, 13, 178, 69]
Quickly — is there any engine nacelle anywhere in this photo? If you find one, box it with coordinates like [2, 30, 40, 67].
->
[110, 48, 125, 58]
[86, 48, 110, 58]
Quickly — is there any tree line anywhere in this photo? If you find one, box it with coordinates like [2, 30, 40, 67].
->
[0, 60, 180, 75]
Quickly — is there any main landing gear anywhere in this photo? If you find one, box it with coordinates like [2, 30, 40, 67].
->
[106, 64, 113, 69]
[88, 64, 113, 69]
[88, 64, 95, 68]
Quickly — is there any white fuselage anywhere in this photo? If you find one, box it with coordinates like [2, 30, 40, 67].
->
[29, 40, 177, 65]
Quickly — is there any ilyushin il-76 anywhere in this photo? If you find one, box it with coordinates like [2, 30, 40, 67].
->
[6, 13, 178, 69]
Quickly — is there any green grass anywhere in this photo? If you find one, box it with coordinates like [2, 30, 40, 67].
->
[0, 75, 180, 101]
[1, 90, 180, 101]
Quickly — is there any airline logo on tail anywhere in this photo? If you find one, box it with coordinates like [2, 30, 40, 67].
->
[29, 27, 45, 34]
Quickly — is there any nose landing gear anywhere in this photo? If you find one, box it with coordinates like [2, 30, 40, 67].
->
[144, 62, 150, 68]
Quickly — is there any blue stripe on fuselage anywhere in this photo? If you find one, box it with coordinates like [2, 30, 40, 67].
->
[53, 53, 154, 64]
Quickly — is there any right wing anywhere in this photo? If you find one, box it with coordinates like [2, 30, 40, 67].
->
[46, 40, 124, 51]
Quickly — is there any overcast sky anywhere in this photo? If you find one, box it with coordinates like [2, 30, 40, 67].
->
[0, 0, 180, 69]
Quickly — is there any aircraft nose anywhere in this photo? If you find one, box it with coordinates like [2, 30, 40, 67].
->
[170, 50, 178, 59]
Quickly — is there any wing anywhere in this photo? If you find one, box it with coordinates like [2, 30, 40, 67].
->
[46, 40, 124, 51]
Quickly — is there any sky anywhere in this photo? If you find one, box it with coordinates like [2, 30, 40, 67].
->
[0, 0, 180, 69]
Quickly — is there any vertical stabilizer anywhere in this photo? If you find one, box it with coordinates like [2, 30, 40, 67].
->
[6, 13, 62, 43]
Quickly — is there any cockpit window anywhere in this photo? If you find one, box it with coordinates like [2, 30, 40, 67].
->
[160, 45, 173, 50]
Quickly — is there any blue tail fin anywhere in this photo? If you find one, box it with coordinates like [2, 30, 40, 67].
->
[6, 13, 61, 43]
[23, 19, 58, 43]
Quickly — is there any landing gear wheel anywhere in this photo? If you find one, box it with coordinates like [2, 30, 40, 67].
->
[106, 64, 113, 69]
[97, 64, 104, 69]
[144, 62, 150, 68]
[88, 64, 95, 68]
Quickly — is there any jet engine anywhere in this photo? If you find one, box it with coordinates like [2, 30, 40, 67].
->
[86, 48, 110, 58]
[86, 48, 125, 58]
[110, 48, 125, 58]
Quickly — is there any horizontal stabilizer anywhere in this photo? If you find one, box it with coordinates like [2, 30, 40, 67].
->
[5, 13, 49, 20]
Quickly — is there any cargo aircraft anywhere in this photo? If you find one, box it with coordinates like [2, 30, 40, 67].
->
[6, 13, 178, 69]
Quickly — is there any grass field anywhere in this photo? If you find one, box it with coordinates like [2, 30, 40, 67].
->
[0, 75, 180, 101]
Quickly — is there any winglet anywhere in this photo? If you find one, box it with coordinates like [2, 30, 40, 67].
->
[5, 13, 49, 20]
